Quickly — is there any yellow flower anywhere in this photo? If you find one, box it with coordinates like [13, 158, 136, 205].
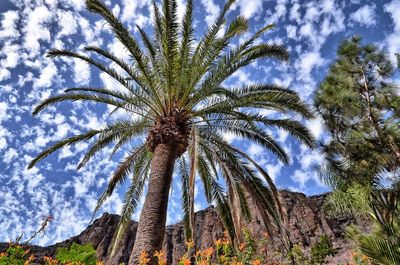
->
[186, 240, 194, 249]
[139, 251, 150, 265]
[0, 252, 8, 257]
[96, 261, 104, 265]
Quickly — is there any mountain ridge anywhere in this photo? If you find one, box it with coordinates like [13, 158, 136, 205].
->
[1, 190, 368, 264]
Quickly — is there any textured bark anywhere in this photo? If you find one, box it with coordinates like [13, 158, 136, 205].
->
[129, 143, 177, 265]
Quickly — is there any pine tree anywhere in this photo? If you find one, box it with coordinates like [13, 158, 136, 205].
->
[315, 36, 400, 190]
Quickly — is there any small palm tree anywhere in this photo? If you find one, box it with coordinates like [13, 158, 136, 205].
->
[347, 191, 400, 265]
[29, 0, 315, 263]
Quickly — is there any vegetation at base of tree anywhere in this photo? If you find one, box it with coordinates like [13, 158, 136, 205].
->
[28, 0, 315, 262]
[56, 243, 98, 265]
[0, 242, 103, 265]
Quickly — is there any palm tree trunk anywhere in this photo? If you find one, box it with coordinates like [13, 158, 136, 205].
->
[129, 143, 177, 265]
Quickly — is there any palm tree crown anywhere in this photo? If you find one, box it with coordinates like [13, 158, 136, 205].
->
[29, 0, 315, 262]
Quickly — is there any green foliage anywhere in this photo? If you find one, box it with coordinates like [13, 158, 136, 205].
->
[236, 228, 257, 264]
[56, 243, 98, 265]
[310, 236, 338, 265]
[0, 245, 28, 265]
[324, 184, 371, 218]
[315, 36, 400, 191]
[287, 236, 337, 265]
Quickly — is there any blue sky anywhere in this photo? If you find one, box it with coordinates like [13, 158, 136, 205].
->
[0, 0, 399, 246]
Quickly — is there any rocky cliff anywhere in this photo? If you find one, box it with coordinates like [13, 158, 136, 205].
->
[0, 190, 367, 264]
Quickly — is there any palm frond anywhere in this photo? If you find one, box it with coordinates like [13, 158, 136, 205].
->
[90, 144, 147, 222]
[77, 120, 149, 169]
[110, 149, 152, 256]
[28, 130, 101, 169]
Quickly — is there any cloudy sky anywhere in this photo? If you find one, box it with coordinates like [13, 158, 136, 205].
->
[0, 0, 399, 246]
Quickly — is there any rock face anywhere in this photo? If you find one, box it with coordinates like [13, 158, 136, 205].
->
[0, 190, 367, 264]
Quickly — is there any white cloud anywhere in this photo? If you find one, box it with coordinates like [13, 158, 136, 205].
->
[59, 146, 74, 160]
[23, 5, 52, 57]
[57, 10, 78, 37]
[65, 0, 85, 11]
[266, 162, 283, 181]
[0, 137, 7, 151]
[73, 59, 90, 85]
[295, 51, 326, 83]
[0, 69, 11, 81]
[289, 2, 301, 24]
[286, 25, 296, 39]
[33, 61, 58, 89]
[385, 0, 400, 31]
[3, 148, 18, 164]
[384, 0, 400, 61]
[350, 4, 377, 27]
[248, 143, 263, 158]
[201, 0, 220, 26]
[1, 42, 19, 68]
[120, 0, 151, 25]
[0, 10, 19, 39]
[0, 102, 9, 122]
[291, 169, 310, 189]
[236, 0, 262, 19]
[305, 116, 324, 140]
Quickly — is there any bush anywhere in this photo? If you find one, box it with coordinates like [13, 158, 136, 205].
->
[56, 243, 98, 265]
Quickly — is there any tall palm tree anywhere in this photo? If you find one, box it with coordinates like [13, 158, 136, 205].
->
[29, 0, 315, 263]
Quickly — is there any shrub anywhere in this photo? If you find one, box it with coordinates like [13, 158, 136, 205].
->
[55, 243, 98, 265]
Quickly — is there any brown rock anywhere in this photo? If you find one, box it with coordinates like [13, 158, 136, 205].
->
[0, 190, 369, 264]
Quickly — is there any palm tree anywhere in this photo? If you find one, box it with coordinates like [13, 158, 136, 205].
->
[29, 0, 315, 263]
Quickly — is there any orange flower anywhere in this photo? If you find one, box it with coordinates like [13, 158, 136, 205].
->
[24, 254, 35, 265]
[239, 243, 246, 251]
[253, 259, 261, 265]
[181, 258, 191, 265]
[43, 256, 59, 264]
[0, 252, 8, 257]
[203, 247, 214, 258]
[96, 261, 104, 265]
[215, 239, 223, 247]
[139, 251, 150, 265]
[154, 250, 166, 265]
